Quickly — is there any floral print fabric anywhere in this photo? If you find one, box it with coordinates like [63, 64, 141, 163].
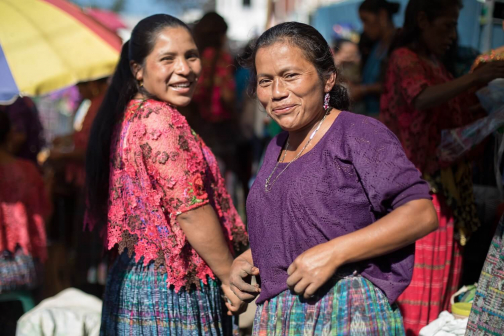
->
[103, 99, 247, 291]
[0, 159, 49, 261]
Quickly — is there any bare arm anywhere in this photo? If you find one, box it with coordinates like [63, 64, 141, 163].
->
[178, 204, 248, 315]
[177, 204, 234, 284]
[413, 73, 477, 111]
[287, 199, 438, 298]
[414, 61, 504, 111]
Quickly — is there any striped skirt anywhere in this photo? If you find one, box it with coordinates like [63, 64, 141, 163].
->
[100, 252, 237, 336]
[252, 275, 404, 335]
[0, 249, 42, 293]
[466, 215, 504, 336]
[397, 193, 463, 336]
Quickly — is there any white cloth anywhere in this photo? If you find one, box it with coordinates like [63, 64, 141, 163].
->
[419, 311, 468, 336]
[16, 288, 102, 336]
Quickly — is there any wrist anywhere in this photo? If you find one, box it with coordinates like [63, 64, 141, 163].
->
[327, 237, 349, 268]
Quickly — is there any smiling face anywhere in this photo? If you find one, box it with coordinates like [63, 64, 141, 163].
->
[419, 7, 459, 57]
[134, 26, 201, 107]
[255, 42, 335, 132]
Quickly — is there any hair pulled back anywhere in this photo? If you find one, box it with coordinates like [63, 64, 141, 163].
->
[243, 22, 349, 111]
[85, 14, 190, 230]
[0, 110, 10, 145]
[359, 0, 400, 20]
[391, 0, 462, 51]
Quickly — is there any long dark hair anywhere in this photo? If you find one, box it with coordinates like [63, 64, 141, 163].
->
[359, 0, 400, 20]
[391, 0, 463, 52]
[242, 22, 349, 111]
[0, 110, 10, 145]
[85, 14, 190, 230]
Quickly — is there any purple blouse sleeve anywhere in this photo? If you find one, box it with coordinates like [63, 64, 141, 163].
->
[349, 117, 431, 214]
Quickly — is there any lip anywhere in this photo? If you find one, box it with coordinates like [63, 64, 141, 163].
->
[168, 81, 193, 94]
[272, 104, 297, 115]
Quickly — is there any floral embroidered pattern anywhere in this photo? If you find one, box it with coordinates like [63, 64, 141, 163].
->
[103, 99, 248, 292]
[0, 160, 50, 262]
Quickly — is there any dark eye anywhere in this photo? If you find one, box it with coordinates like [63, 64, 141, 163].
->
[187, 52, 199, 60]
[161, 56, 174, 62]
[258, 79, 271, 86]
[285, 73, 298, 79]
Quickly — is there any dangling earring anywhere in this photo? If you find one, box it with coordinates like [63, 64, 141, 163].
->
[323, 92, 330, 111]
[138, 81, 143, 88]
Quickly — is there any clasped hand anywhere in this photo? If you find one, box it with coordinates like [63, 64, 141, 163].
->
[286, 241, 340, 299]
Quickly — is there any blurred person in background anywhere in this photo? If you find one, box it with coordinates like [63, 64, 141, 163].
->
[465, 18, 504, 336]
[189, 12, 238, 172]
[85, 14, 248, 335]
[0, 110, 51, 334]
[0, 97, 45, 165]
[355, 0, 400, 118]
[47, 77, 109, 297]
[380, 0, 504, 334]
[332, 37, 366, 115]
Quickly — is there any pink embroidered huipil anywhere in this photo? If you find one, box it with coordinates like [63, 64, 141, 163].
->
[103, 99, 248, 291]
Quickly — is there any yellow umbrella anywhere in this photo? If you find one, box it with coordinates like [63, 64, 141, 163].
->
[0, 0, 122, 104]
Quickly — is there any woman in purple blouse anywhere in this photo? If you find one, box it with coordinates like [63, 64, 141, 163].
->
[229, 22, 438, 335]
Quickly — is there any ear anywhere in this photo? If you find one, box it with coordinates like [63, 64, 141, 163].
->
[324, 72, 337, 93]
[130, 61, 143, 82]
[417, 11, 429, 31]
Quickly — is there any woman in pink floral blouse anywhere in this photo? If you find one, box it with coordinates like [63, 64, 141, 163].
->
[85, 15, 248, 335]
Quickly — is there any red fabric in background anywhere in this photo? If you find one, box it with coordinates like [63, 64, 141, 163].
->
[397, 193, 463, 336]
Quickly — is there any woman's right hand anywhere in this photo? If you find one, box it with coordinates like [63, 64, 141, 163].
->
[472, 60, 504, 86]
[229, 256, 261, 302]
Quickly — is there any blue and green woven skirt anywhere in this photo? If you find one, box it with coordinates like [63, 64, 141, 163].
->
[253, 275, 405, 335]
[100, 252, 237, 336]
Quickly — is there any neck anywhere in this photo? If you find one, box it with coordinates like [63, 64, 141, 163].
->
[287, 107, 327, 150]
[380, 25, 395, 44]
[0, 146, 14, 164]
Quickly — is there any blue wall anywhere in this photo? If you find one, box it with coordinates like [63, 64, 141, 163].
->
[312, 0, 502, 51]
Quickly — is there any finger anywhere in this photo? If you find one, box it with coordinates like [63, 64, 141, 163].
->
[293, 278, 310, 296]
[286, 270, 302, 288]
[303, 283, 319, 300]
[239, 262, 259, 277]
[230, 284, 259, 301]
[287, 262, 297, 276]
[231, 277, 261, 293]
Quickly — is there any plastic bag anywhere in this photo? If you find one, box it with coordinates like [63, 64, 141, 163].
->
[476, 79, 504, 114]
[437, 80, 504, 163]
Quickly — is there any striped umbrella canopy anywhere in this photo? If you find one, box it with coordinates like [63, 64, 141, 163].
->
[0, 0, 122, 104]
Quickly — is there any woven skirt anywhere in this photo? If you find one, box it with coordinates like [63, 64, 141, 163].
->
[100, 252, 236, 336]
[466, 215, 504, 336]
[0, 249, 42, 293]
[252, 275, 404, 335]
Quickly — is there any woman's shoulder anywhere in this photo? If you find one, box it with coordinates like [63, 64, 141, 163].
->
[331, 112, 398, 150]
[389, 47, 419, 62]
[125, 99, 187, 127]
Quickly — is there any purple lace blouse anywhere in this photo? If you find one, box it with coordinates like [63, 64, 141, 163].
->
[247, 112, 431, 304]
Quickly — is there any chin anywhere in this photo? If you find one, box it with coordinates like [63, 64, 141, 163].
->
[166, 95, 192, 108]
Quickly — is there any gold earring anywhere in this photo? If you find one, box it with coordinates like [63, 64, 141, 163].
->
[139, 81, 143, 87]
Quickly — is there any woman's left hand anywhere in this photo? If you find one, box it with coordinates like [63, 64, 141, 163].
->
[286, 241, 342, 299]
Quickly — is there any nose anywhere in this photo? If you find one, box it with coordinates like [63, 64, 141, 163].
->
[272, 77, 288, 101]
[175, 57, 191, 76]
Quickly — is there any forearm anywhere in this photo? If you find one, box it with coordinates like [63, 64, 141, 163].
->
[414, 73, 477, 111]
[331, 199, 438, 266]
[178, 204, 234, 284]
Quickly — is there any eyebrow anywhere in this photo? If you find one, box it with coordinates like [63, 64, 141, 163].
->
[257, 66, 301, 78]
